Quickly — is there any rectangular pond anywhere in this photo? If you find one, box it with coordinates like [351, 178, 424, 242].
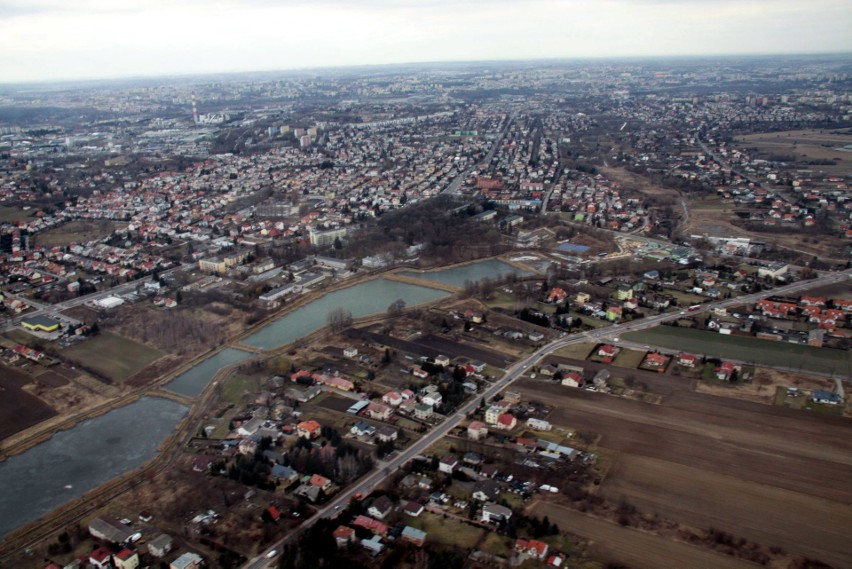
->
[399, 258, 530, 288]
[163, 347, 255, 397]
[241, 278, 450, 350]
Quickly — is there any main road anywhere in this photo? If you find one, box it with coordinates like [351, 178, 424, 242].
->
[242, 268, 851, 568]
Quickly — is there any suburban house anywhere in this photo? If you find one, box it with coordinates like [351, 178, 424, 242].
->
[414, 403, 432, 419]
[526, 418, 552, 431]
[353, 515, 389, 536]
[496, 413, 517, 430]
[89, 547, 113, 569]
[113, 549, 140, 569]
[421, 392, 443, 407]
[467, 421, 488, 441]
[376, 425, 398, 442]
[147, 534, 173, 558]
[401, 526, 427, 547]
[472, 480, 501, 502]
[309, 474, 332, 492]
[515, 538, 550, 560]
[678, 353, 698, 367]
[169, 552, 204, 569]
[270, 464, 299, 484]
[484, 405, 504, 425]
[561, 371, 583, 388]
[643, 352, 668, 370]
[343, 347, 358, 358]
[404, 501, 424, 517]
[716, 361, 736, 381]
[351, 420, 376, 437]
[333, 525, 356, 548]
[435, 354, 451, 366]
[575, 292, 591, 306]
[598, 344, 618, 359]
[382, 391, 403, 406]
[811, 390, 842, 405]
[296, 420, 322, 439]
[547, 287, 567, 303]
[438, 456, 459, 474]
[367, 496, 394, 520]
[367, 402, 393, 421]
[361, 535, 384, 556]
[614, 284, 634, 300]
[481, 502, 513, 523]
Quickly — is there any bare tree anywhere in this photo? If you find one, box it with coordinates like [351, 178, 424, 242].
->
[326, 307, 353, 332]
[387, 298, 406, 315]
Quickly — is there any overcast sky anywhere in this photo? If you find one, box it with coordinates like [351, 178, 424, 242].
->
[1, 0, 850, 83]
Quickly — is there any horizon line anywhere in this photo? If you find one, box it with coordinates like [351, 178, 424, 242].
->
[2, 51, 851, 88]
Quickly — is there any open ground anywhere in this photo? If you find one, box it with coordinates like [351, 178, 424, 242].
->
[31, 219, 128, 247]
[624, 326, 850, 376]
[62, 332, 164, 383]
[0, 364, 57, 440]
[530, 502, 759, 569]
[735, 128, 852, 177]
[512, 379, 852, 566]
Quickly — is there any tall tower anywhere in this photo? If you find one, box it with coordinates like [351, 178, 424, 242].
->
[191, 91, 199, 125]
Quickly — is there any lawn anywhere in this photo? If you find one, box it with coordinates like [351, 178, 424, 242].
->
[220, 374, 262, 405]
[553, 342, 594, 360]
[33, 219, 128, 247]
[406, 512, 484, 548]
[665, 289, 707, 306]
[62, 332, 164, 382]
[484, 291, 518, 310]
[0, 206, 33, 223]
[478, 531, 511, 557]
[611, 348, 646, 369]
[625, 326, 851, 376]
[573, 311, 611, 329]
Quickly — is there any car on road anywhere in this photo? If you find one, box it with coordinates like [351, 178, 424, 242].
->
[334, 505, 341, 510]
[266, 550, 278, 559]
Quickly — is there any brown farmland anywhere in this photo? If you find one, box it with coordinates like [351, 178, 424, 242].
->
[0, 365, 58, 440]
[514, 379, 852, 566]
[530, 502, 759, 569]
[601, 454, 852, 567]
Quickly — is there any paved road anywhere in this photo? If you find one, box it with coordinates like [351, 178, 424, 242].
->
[241, 268, 851, 568]
[443, 113, 514, 196]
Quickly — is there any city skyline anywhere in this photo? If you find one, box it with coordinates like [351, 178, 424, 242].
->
[1, 0, 851, 84]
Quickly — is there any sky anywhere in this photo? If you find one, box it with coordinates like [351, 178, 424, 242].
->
[0, 0, 850, 83]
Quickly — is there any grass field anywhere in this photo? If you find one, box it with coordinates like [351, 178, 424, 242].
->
[0, 206, 33, 223]
[220, 374, 262, 405]
[553, 343, 594, 360]
[405, 512, 484, 548]
[33, 219, 128, 247]
[63, 332, 164, 383]
[611, 348, 646, 369]
[477, 532, 511, 557]
[624, 326, 850, 375]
